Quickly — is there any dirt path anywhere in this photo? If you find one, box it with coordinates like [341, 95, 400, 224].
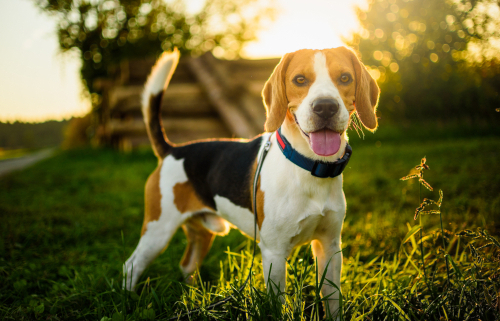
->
[0, 148, 55, 177]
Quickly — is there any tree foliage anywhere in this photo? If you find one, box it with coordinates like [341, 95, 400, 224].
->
[346, 0, 500, 123]
[34, 0, 275, 95]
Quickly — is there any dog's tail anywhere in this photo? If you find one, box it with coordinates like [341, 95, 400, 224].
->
[141, 48, 180, 159]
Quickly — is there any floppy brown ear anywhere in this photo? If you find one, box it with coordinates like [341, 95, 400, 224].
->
[262, 52, 294, 132]
[340, 47, 380, 131]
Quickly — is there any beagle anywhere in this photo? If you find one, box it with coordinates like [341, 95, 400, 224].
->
[123, 47, 379, 318]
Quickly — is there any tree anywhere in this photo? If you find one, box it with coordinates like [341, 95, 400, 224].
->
[33, 0, 275, 110]
[346, 0, 500, 122]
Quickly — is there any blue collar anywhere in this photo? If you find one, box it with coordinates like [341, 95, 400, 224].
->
[276, 127, 352, 178]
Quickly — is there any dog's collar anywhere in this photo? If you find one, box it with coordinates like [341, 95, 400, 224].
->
[276, 127, 352, 178]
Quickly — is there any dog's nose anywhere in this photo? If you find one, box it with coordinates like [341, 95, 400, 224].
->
[312, 99, 339, 119]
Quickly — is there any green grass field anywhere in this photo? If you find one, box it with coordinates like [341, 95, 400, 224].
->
[1, 123, 499, 320]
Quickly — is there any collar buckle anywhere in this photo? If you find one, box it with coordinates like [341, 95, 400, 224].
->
[311, 161, 330, 178]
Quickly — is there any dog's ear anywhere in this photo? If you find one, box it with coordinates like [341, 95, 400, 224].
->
[339, 47, 380, 131]
[262, 52, 294, 132]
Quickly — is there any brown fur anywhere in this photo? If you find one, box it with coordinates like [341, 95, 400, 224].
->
[141, 166, 162, 235]
[262, 48, 379, 133]
[262, 52, 295, 132]
[336, 47, 380, 130]
[284, 50, 318, 112]
[180, 219, 215, 274]
[256, 180, 265, 229]
[249, 159, 265, 228]
[173, 181, 208, 214]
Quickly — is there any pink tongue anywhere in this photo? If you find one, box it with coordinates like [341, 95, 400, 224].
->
[309, 129, 341, 156]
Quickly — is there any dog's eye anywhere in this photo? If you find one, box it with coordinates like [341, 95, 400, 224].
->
[293, 75, 307, 86]
[340, 74, 351, 83]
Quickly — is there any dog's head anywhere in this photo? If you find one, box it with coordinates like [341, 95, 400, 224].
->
[262, 47, 379, 160]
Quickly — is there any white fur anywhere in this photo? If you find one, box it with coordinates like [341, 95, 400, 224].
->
[258, 133, 345, 316]
[198, 213, 231, 235]
[214, 195, 260, 240]
[141, 49, 180, 123]
[262, 56, 349, 314]
[123, 155, 209, 290]
[284, 53, 348, 313]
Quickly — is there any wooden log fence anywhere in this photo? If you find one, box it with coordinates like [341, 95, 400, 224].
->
[95, 53, 279, 150]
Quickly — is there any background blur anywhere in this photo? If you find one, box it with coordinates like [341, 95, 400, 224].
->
[1, 0, 498, 153]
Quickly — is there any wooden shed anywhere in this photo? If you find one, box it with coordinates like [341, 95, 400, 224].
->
[95, 52, 279, 150]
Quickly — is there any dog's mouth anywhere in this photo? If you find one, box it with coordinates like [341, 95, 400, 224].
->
[294, 115, 342, 157]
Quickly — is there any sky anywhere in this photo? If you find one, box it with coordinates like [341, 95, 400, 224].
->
[0, 0, 368, 123]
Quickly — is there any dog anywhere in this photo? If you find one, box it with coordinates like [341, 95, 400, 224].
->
[123, 47, 379, 318]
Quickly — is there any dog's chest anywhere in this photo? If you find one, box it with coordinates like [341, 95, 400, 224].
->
[258, 146, 346, 247]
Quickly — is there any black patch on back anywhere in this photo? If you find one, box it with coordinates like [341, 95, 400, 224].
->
[171, 136, 263, 210]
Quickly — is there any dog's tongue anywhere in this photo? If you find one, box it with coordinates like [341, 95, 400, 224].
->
[309, 129, 341, 156]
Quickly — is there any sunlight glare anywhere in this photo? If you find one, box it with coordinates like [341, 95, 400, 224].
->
[243, 0, 369, 58]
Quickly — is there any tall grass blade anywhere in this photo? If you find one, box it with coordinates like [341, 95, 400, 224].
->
[402, 225, 421, 244]
[383, 296, 411, 321]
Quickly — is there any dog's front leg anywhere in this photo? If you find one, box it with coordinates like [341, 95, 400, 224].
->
[259, 244, 288, 300]
[312, 234, 343, 320]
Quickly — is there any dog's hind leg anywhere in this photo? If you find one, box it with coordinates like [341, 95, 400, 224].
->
[179, 218, 216, 282]
[123, 166, 182, 291]
[123, 214, 182, 291]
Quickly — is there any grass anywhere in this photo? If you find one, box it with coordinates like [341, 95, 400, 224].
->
[0, 122, 499, 320]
